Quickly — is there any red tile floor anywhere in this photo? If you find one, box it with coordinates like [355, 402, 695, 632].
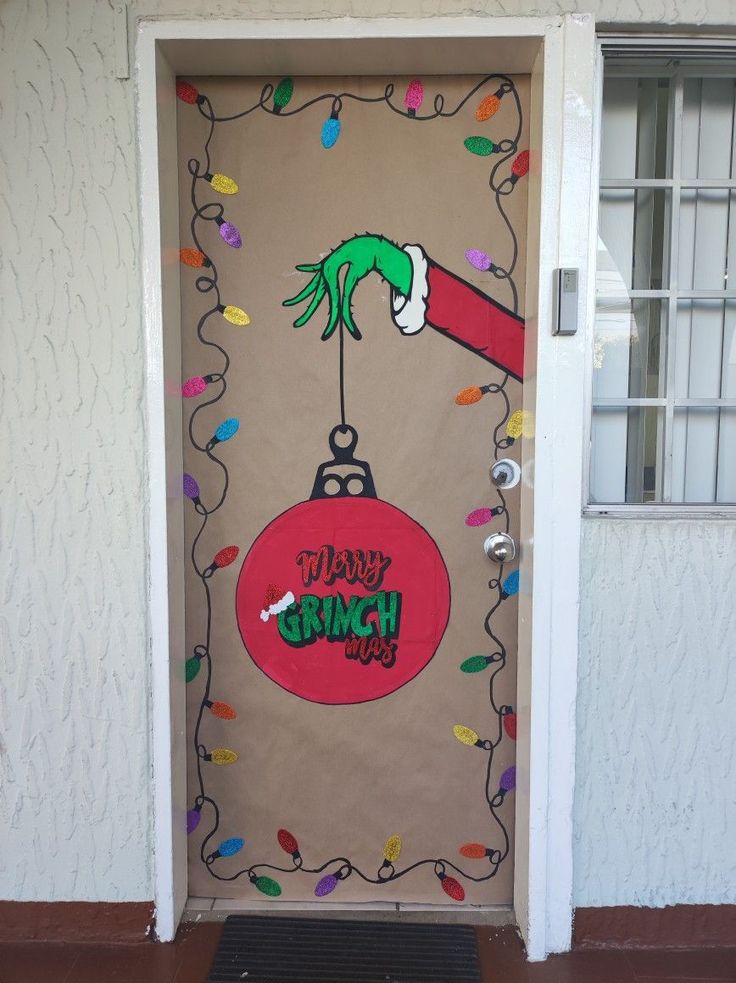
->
[1, 923, 735, 983]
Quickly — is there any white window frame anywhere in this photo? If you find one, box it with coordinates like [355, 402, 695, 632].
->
[584, 36, 736, 517]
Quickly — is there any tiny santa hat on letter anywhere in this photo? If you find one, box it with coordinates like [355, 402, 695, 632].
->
[260, 584, 295, 622]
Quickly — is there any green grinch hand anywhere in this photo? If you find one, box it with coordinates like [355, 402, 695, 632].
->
[283, 234, 413, 340]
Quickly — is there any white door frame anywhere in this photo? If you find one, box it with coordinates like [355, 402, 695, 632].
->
[136, 15, 595, 959]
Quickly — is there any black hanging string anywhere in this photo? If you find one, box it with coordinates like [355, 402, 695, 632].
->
[182, 75, 524, 893]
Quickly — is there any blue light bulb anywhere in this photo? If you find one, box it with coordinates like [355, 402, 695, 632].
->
[218, 837, 244, 857]
[502, 570, 520, 598]
[321, 113, 341, 149]
[214, 418, 239, 443]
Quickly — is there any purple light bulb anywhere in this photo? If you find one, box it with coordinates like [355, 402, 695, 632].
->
[500, 765, 516, 792]
[187, 808, 201, 834]
[183, 473, 200, 500]
[315, 874, 338, 897]
[465, 248, 493, 272]
[218, 219, 242, 248]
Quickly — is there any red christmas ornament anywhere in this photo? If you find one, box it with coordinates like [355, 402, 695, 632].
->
[176, 80, 200, 104]
[277, 828, 300, 856]
[237, 426, 450, 705]
[439, 873, 465, 902]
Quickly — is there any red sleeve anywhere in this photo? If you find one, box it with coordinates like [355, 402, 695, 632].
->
[424, 261, 525, 380]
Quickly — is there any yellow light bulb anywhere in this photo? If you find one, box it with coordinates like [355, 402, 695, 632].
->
[210, 747, 238, 765]
[383, 835, 402, 863]
[506, 409, 534, 439]
[210, 173, 239, 194]
[453, 724, 480, 747]
[223, 305, 250, 326]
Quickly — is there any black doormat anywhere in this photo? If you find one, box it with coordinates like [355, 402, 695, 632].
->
[208, 915, 482, 983]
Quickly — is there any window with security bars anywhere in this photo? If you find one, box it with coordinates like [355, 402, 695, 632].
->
[591, 58, 736, 505]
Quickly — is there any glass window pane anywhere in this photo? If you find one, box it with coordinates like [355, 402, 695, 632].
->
[594, 298, 666, 399]
[674, 300, 736, 398]
[672, 407, 736, 503]
[678, 191, 736, 291]
[681, 77, 736, 180]
[601, 76, 670, 179]
[599, 189, 670, 290]
[590, 407, 664, 504]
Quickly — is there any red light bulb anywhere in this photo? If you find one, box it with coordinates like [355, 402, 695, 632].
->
[176, 80, 201, 105]
[459, 843, 488, 859]
[439, 873, 465, 902]
[503, 708, 517, 741]
[512, 150, 530, 179]
[277, 828, 300, 856]
[214, 546, 239, 569]
[207, 700, 237, 720]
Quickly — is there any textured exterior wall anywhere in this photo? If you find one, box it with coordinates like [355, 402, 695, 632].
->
[2, 0, 736, 906]
[575, 519, 736, 907]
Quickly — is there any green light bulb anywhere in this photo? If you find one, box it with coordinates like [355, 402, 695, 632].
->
[185, 657, 201, 682]
[254, 875, 282, 897]
[274, 78, 293, 112]
[460, 655, 490, 674]
[464, 136, 496, 157]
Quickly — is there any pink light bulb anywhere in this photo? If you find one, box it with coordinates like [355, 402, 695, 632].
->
[465, 508, 494, 527]
[182, 376, 207, 398]
[404, 80, 424, 115]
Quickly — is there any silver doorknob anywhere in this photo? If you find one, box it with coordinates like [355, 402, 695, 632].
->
[483, 532, 516, 563]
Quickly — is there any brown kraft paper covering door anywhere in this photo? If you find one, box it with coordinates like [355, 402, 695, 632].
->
[177, 74, 530, 904]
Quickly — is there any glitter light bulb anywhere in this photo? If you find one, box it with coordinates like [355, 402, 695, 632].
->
[512, 150, 530, 179]
[465, 507, 501, 527]
[182, 374, 219, 398]
[475, 90, 503, 121]
[187, 806, 201, 834]
[217, 837, 244, 858]
[210, 418, 239, 447]
[207, 748, 238, 765]
[315, 874, 338, 897]
[505, 409, 534, 441]
[464, 136, 498, 157]
[214, 545, 239, 568]
[460, 655, 493, 674]
[383, 835, 402, 863]
[500, 765, 516, 792]
[205, 172, 239, 195]
[206, 700, 237, 720]
[185, 653, 203, 683]
[254, 876, 282, 897]
[218, 304, 250, 326]
[216, 216, 242, 248]
[404, 79, 424, 116]
[459, 842, 489, 859]
[438, 872, 465, 902]
[277, 829, 300, 857]
[454, 384, 495, 406]
[176, 80, 201, 105]
[179, 248, 210, 269]
[502, 706, 517, 740]
[501, 570, 520, 598]
[465, 249, 496, 273]
[183, 473, 200, 500]
[273, 78, 294, 113]
[453, 724, 482, 748]
[321, 110, 342, 149]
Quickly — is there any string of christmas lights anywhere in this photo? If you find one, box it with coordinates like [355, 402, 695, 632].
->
[180, 74, 525, 902]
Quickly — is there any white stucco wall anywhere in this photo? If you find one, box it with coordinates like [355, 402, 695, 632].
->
[574, 519, 736, 908]
[2, 0, 736, 906]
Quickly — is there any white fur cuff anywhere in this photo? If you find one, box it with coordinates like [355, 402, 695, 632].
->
[391, 244, 429, 336]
